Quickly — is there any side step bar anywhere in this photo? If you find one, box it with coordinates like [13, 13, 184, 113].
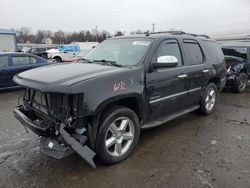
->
[141, 105, 200, 129]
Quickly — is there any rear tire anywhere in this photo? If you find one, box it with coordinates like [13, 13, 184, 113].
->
[96, 106, 140, 165]
[54, 57, 62, 63]
[233, 72, 248, 93]
[198, 83, 218, 115]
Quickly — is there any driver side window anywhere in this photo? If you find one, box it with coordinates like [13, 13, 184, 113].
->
[156, 41, 183, 66]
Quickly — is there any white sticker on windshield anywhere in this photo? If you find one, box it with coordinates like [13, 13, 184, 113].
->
[132, 41, 151, 46]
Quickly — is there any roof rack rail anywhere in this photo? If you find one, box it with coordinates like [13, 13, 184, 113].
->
[147, 31, 210, 38]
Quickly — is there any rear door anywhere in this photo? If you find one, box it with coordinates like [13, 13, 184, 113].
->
[182, 39, 207, 106]
[0, 55, 11, 87]
[146, 39, 189, 120]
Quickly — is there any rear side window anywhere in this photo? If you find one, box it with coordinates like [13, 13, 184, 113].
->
[30, 57, 37, 64]
[0, 56, 8, 67]
[202, 40, 224, 63]
[38, 48, 46, 52]
[183, 40, 203, 65]
[12, 56, 31, 66]
[156, 41, 183, 66]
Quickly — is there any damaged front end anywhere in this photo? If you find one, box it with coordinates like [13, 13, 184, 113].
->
[13, 89, 96, 168]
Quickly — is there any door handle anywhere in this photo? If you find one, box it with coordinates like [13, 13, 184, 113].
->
[202, 69, 209, 73]
[178, 74, 188, 78]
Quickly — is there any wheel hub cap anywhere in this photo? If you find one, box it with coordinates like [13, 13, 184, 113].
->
[205, 88, 216, 111]
[105, 117, 135, 157]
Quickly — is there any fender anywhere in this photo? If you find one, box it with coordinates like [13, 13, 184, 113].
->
[94, 93, 148, 121]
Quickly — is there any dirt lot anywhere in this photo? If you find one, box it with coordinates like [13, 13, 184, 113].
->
[0, 87, 250, 188]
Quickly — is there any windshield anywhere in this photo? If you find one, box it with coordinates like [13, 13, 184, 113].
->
[85, 38, 152, 66]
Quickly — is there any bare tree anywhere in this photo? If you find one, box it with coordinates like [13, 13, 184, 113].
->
[36, 30, 45, 43]
[53, 30, 65, 44]
[16, 27, 32, 43]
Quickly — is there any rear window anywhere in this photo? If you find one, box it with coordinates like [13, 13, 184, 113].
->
[0, 56, 8, 67]
[201, 40, 224, 63]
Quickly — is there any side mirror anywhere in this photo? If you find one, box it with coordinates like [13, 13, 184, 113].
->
[153, 56, 178, 68]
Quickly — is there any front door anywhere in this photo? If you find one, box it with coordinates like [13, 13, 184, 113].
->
[146, 39, 189, 120]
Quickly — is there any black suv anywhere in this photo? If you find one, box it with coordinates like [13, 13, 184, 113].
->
[222, 42, 250, 92]
[13, 32, 226, 168]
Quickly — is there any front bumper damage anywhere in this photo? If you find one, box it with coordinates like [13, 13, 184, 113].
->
[13, 106, 96, 168]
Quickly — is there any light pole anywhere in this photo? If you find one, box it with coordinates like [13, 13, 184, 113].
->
[151, 23, 155, 33]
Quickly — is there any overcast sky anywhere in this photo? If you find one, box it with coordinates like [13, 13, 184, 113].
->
[1, 0, 250, 36]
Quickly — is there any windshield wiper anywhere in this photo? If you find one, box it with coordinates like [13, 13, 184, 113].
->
[81, 58, 93, 63]
[92, 59, 123, 67]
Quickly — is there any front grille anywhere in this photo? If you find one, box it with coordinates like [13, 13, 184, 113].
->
[25, 89, 69, 121]
[23, 89, 84, 126]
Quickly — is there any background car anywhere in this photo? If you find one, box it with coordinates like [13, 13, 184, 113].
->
[0, 52, 53, 88]
[27, 46, 57, 58]
[221, 41, 250, 92]
[44, 44, 80, 63]
[224, 55, 250, 92]
[222, 41, 250, 60]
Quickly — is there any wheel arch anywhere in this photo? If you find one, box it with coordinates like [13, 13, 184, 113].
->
[95, 94, 147, 123]
[207, 76, 221, 90]
[53, 56, 62, 62]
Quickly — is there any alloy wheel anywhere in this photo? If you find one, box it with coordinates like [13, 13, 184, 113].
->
[105, 117, 135, 157]
[205, 88, 216, 111]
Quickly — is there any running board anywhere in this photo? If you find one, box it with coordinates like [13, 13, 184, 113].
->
[141, 105, 200, 129]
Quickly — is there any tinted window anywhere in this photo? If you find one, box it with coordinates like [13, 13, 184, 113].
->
[156, 42, 182, 66]
[12, 56, 30, 66]
[38, 48, 46, 52]
[183, 40, 203, 65]
[0, 56, 8, 67]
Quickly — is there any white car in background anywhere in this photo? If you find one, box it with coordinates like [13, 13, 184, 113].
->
[45, 44, 80, 63]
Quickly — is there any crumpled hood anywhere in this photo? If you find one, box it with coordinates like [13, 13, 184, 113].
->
[13, 63, 124, 93]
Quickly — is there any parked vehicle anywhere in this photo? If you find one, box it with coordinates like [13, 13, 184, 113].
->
[224, 55, 250, 92]
[45, 44, 80, 63]
[0, 52, 52, 88]
[27, 47, 57, 58]
[222, 41, 250, 60]
[0, 28, 17, 52]
[13, 32, 226, 168]
[222, 41, 250, 92]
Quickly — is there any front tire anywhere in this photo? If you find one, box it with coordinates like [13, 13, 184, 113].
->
[96, 106, 140, 165]
[233, 72, 248, 93]
[198, 82, 218, 115]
